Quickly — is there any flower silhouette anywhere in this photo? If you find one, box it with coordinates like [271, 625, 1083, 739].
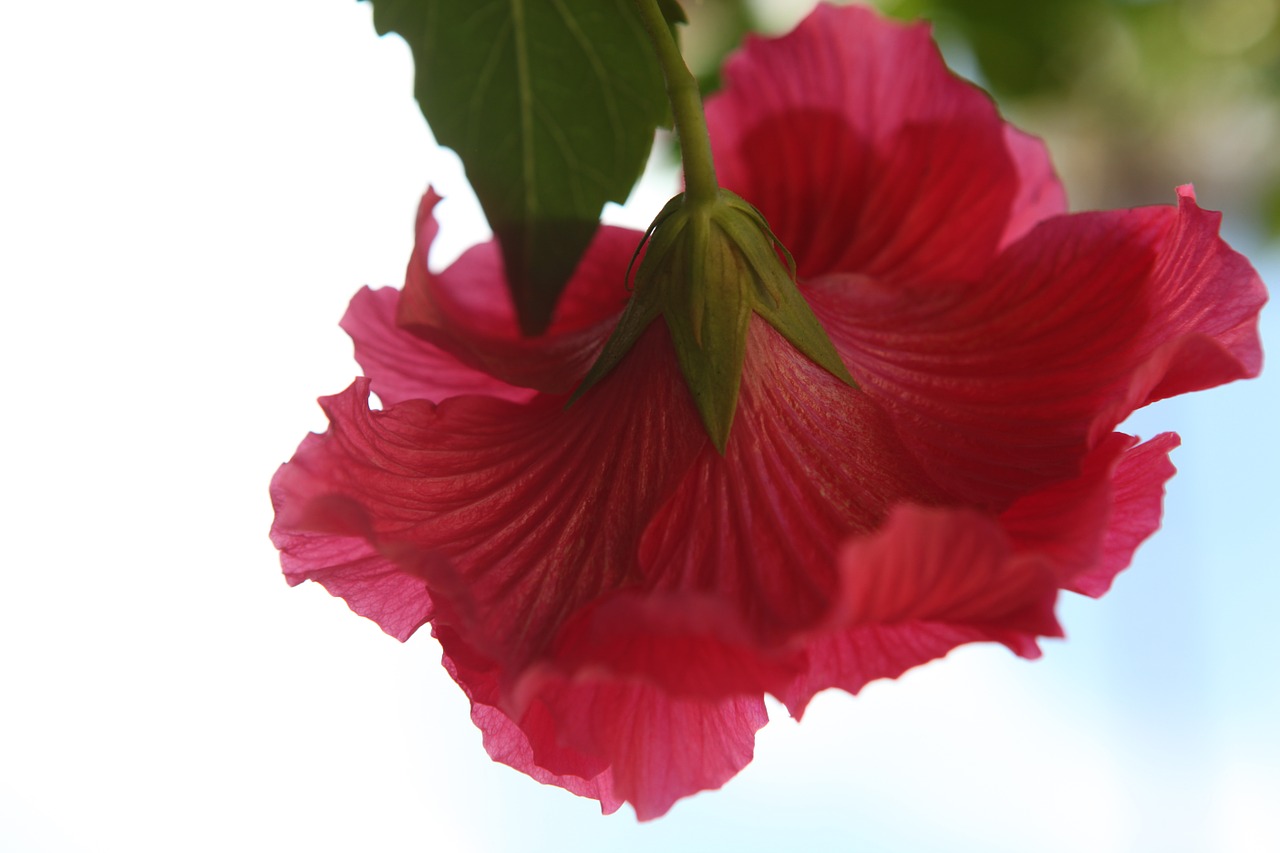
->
[271, 4, 1265, 819]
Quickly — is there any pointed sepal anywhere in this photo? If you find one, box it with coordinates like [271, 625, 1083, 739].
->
[571, 190, 856, 452]
[714, 193, 856, 392]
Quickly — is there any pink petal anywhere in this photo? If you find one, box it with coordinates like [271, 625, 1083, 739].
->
[471, 701, 621, 812]
[706, 4, 1044, 284]
[435, 642, 623, 813]
[1074, 432, 1181, 597]
[783, 431, 1181, 716]
[270, 536, 433, 642]
[786, 623, 1003, 718]
[999, 126, 1069, 248]
[997, 432, 1144, 583]
[395, 191, 637, 393]
[515, 671, 768, 821]
[439, 627, 765, 820]
[1090, 187, 1266, 434]
[277, 321, 807, 816]
[807, 188, 1265, 509]
[270, 323, 706, 667]
[536, 590, 807, 701]
[998, 431, 1180, 596]
[834, 507, 1060, 633]
[782, 503, 1063, 717]
[269, 433, 435, 641]
[637, 321, 950, 651]
[341, 286, 534, 406]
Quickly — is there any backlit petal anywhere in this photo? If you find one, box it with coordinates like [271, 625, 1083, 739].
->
[270, 324, 706, 668]
[516, 672, 767, 821]
[782, 504, 1062, 717]
[269, 432, 435, 641]
[271, 2, 1266, 820]
[808, 188, 1264, 508]
[440, 624, 765, 820]
[707, 4, 1026, 283]
[784, 431, 1180, 715]
[435, 640, 623, 813]
[638, 322, 950, 650]
[999, 126, 1068, 248]
[1074, 433, 1181, 597]
[396, 191, 636, 393]
[341, 286, 533, 406]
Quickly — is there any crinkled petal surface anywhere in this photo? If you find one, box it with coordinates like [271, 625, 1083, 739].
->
[780, 431, 1179, 716]
[475, 638, 769, 821]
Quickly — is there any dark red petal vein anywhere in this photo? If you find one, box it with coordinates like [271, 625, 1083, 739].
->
[808, 188, 1264, 508]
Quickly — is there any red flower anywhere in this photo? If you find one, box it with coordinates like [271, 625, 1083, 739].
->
[270, 4, 1265, 819]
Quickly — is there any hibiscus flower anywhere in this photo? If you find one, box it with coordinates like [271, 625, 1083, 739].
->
[270, 4, 1265, 819]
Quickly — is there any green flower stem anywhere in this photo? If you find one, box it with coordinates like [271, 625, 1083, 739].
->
[632, 0, 719, 207]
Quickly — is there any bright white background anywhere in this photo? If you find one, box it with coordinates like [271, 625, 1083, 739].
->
[1, 2, 1276, 851]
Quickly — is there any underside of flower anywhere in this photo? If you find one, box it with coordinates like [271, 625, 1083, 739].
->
[271, 2, 1267, 821]
[572, 189, 856, 451]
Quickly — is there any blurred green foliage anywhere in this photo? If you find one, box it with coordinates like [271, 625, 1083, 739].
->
[680, 0, 1280, 240]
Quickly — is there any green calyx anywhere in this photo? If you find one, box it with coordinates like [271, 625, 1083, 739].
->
[570, 189, 856, 453]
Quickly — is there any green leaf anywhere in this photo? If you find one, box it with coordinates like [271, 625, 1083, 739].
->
[366, 0, 670, 335]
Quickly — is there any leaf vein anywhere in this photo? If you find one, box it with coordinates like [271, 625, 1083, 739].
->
[550, 0, 626, 174]
[510, 0, 537, 225]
